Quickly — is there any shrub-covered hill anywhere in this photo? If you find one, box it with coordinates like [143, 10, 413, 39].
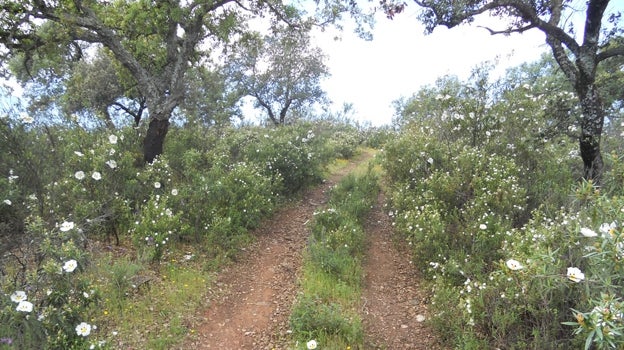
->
[0, 115, 390, 349]
[383, 62, 624, 349]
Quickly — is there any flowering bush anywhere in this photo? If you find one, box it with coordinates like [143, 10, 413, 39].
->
[0, 223, 103, 349]
[130, 193, 188, 262]
[325, 128, 362, 159]
[383, 64, 623, 348]
[240, 123, 328, 194]
[0, 113, 347, 347]
[388, 141, 526, 282]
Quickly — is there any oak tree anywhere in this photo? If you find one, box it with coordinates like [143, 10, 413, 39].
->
[0, 0, 307, 162]
[227, 24, 330, 125]
[389, 0, 623, 183]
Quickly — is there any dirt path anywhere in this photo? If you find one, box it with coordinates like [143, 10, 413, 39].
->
[361, 192, 442, 349]
[184, 153, 370, 349]
[184, 151, 441, 349]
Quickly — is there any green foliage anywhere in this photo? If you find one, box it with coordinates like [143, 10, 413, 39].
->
[290, 297, 363, 345]
[0, 96, 355, 348]
[325, 129, 362, 159]
[362, 126, 395, 149]
[290, 164, 378, 348]
[227, 24, 329, 125]
[106, 258, 142, 311]
[384, 58, 624, 349]
[0, 221, 103, 349]
[602, 151, 624, 197]
[239, 124, 326, 194]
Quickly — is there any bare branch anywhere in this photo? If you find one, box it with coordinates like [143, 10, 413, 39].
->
[477, 23, 536, 35]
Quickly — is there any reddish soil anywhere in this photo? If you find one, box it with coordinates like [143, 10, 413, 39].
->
[184, 152, 442, 349]
[361, 192, 442, 349]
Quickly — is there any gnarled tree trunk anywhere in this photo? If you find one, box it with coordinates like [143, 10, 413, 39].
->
[143, 118, 170, 163]
[577, 84, 605, 183]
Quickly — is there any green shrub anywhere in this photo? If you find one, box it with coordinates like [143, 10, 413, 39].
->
[389, 145, 526, 280]
[0, 218, 103, 349]
[241, 124, 326, 194]
[325, 129, 361, 159]
[382, 91, 594, 348]
[290, 297, 362, 344]
[308, 241, 362, 286]
[385, 135, 623, 349]
[362, 126, 395, 149]
[290, 164, 378, 348]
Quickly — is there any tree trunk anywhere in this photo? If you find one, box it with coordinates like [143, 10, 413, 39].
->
[101, 108, 116, 130]
[143, 118, 170, 163]
[577, 84, 604, 184]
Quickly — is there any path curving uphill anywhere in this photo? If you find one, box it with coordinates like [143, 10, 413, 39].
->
[184, 152, 372, 349]
[183, 150, 441, 349]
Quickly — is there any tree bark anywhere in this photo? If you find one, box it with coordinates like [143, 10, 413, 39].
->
[577, 84, 604, 183]
[143, 118, 170, 163]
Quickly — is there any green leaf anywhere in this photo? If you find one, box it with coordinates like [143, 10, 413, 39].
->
[585, 330, 595, 350]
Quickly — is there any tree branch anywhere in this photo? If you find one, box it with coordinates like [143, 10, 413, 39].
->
[415, 0, 581, 56]
[253, 93, 277, 124]
[597, 45, 624, 62]
[477, 23, 536, 35]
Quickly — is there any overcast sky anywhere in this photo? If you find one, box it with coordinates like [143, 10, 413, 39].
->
[312, 10, 548, 126]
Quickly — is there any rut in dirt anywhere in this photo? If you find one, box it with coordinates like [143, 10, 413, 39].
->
[184, 153, 370, 349]
[183, 151, 441, 349]
[361, 191, 441, 349]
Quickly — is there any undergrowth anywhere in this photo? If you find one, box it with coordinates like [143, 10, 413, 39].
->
[289, 157, 380, 349]
[0, 115, 370, 349]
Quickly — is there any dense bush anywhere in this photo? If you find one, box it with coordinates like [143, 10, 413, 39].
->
[239, 124, 328, 194]
[0, 104, 362, 348]
[388, 141, 526, 281]
[384, 65, 624, 349]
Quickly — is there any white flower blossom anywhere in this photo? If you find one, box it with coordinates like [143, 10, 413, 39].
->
[16, 301, 33, 313]
[105, 160, 117, 169]
[599, 222, 617, 237]
[63, 259, 78, 273]
[7, 170, 18, 183]
[154, 182, 161, 189]
[567, 267, 585, 283]
[306, 340, 317, 349]
[92, 172, 102, 181]
[3, 199, 11, 205]
[10, 291, 27, 303]
[506, 259, 523, 271]
[580, 227, 598, 237]
[76, 322, 92, 337]
[108, 135, 118, 144]
[59, 221, 75, 232]
[75, 171, 85, 180]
